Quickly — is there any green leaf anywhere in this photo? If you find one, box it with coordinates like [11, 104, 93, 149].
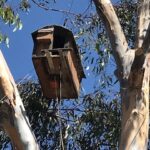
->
[13, 27, 17, 32]
[18, 22, 23, 30]
[95, 42, 100, 51]
[5, 37, 9, 48]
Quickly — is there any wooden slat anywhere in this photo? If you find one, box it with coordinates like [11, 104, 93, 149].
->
[36, 32, 53, 41]
[45, 50, 55, 74]
[66, 50, 80, 96]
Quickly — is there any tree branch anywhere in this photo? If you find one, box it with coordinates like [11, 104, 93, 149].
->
[0, 50, 39, 149]
[93, 0, 135, 80]
[142, 23, 150, 53]
[136, 0, 150, 51]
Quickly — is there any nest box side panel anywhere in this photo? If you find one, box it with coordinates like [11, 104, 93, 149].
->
[65, 50, 80, 96]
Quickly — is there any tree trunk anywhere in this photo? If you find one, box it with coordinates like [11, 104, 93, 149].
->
[119, 54, 150, 149]
[0, 50, 39, 150]
[93, 0, 150, 149]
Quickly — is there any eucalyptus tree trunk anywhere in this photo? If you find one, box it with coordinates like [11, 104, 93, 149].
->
[0, 50, 39, 150]
[93, 0, 150, 149]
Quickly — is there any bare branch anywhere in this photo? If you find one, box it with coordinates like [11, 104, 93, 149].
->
[136, 0, 150, 51]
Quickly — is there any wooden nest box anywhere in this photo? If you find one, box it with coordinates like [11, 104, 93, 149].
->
[32, 25, 85, 99]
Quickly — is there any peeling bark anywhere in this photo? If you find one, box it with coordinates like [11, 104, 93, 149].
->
[0, 50, 39, 150]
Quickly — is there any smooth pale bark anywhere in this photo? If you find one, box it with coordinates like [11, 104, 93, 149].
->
[136, 0, 150, 49]
[93, 0, 135, 80]
[120, 54, 150, 149]
[0, 50, 39, 150]
[93, 0, 150, 149]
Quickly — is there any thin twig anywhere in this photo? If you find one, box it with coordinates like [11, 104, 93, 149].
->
[31, 0, 78, 16]
[82, 1, 92, 15]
